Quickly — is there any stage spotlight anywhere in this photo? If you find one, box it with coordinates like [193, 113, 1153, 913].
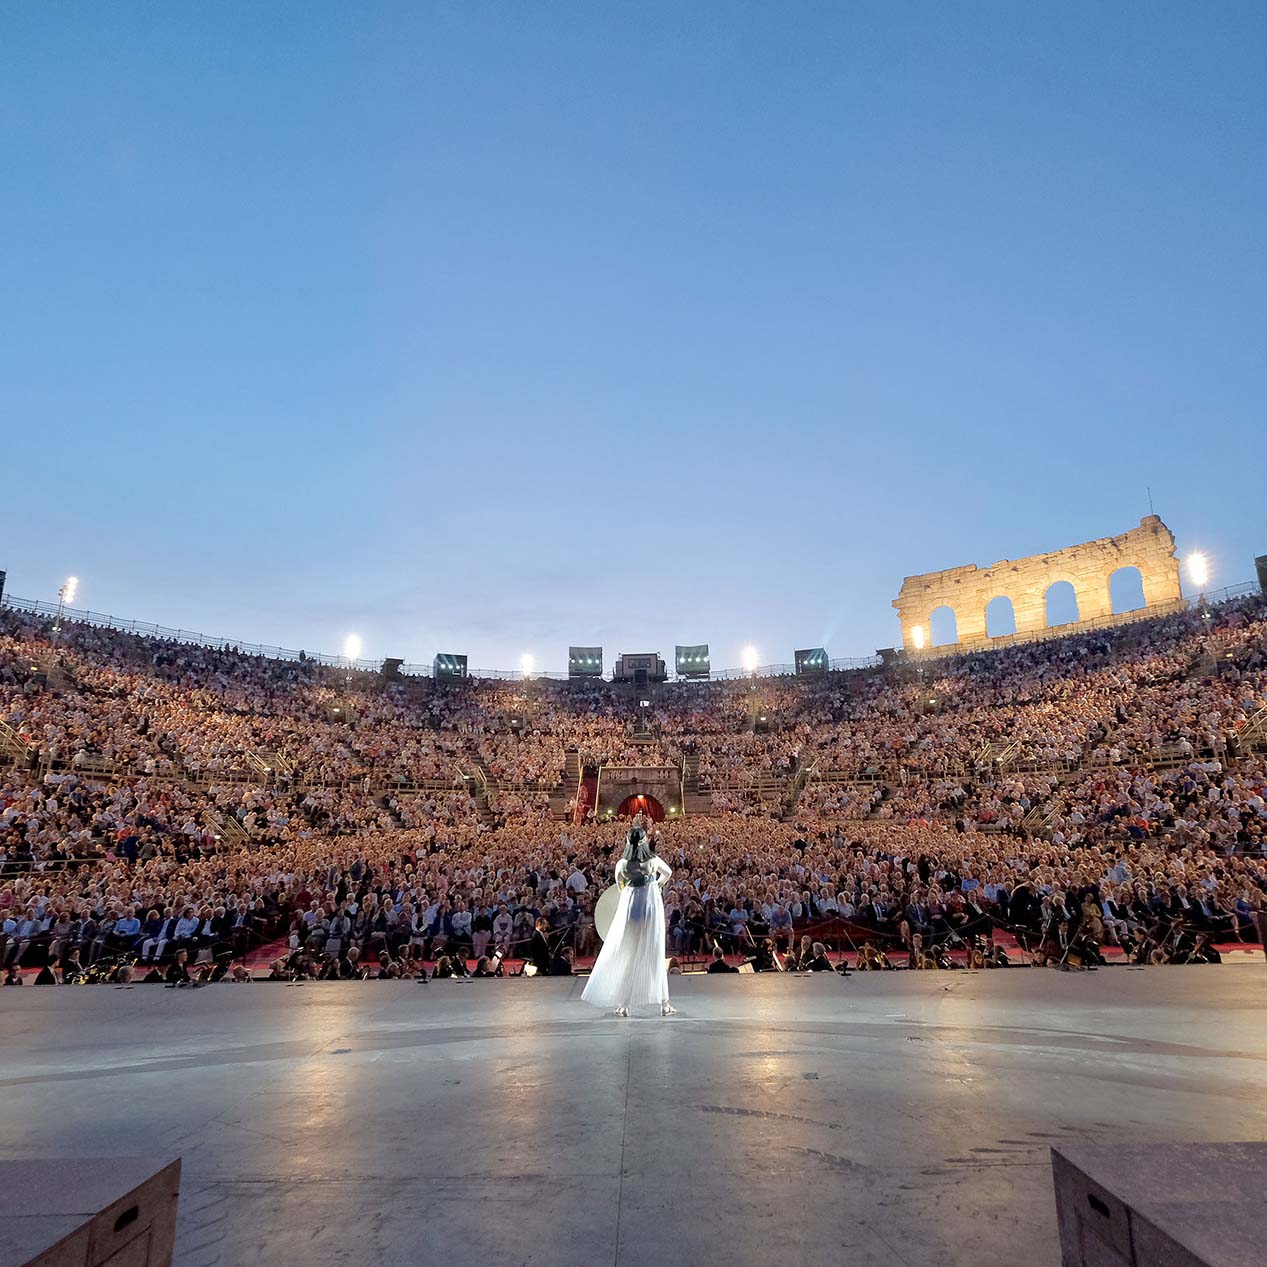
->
[1186, 551, 1209, 591]
[741, 646, 759, 674]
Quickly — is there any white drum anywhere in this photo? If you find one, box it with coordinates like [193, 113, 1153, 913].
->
[593, 884, 621, 941]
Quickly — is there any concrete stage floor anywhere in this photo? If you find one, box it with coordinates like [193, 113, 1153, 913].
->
[2, 967, 1266, 1267]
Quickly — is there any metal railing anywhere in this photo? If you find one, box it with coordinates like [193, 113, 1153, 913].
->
[0, 593, 388, 671]
[0, 594, 880, 683]
[0, 720, 34, 758]
[702, 656, 883, 680]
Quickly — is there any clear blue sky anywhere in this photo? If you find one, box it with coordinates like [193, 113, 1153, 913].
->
[3, 3, 1264, 671]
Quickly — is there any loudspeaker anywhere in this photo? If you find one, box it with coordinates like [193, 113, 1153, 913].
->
[1256, 554, 1267, 596]
[380, 658, 404, 680]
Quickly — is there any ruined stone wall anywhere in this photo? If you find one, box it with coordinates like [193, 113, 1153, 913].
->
[892, 516, 1182, 650]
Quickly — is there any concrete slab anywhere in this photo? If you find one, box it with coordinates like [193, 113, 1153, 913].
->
[2, 968, 1266, 1267]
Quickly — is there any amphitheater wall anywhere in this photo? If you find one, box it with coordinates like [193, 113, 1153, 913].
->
[892, 515, 1183, 651]
[596, 766, 684, 819]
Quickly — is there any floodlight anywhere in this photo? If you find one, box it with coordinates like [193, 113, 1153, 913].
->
[61, 576, 79, 605]
[521, 653, 534, 679]
[741, 645, 759, 674]
[1186, 551, 1209, 590]
[343, 633, 363, 661]
[675, 644, 710, 677]
[912, 625, 926, 650]
[568, 646, 603, 679]
[795, 647, 828, 675]
[434, 653, 468, 681]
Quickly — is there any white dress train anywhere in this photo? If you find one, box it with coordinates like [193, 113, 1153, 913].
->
[582, 854, 672, 1009]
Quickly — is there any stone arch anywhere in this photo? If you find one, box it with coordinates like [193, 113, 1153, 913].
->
[985, 595, 1017, 638]
[929, 605, 958, 647]
[617, 793, 665, 822]
[1109, 565, 1146, 614]
[1044, 580, 1080, 627]
[893, 516, 1183, 649]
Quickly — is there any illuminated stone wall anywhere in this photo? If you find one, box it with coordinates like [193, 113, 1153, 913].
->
[892, 515, 1183, 650]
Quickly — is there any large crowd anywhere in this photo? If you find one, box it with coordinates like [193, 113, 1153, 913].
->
[1, 592, 1265, 984]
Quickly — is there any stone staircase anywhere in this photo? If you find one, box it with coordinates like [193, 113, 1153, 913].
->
[1015, 763, 1096, 837]
[626, 697, 664, 754]
[1186, 644, 1218, 681]
[552, 749, 582, 821]
[779, 758, 817, 821]
[38, 651, 76, 692]
[632, 708, 656, 741]
[464, 755, 498, 825]
[748, 771, 790, 812]
[681, 752, 714, 816]
[683, 791, 714, 817]
[378, 793, 408, 828]
[746, 692, 763, 731]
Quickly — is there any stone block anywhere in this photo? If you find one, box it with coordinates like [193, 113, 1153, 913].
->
[0, 1159, 180, 1267]
[1051, 1142, 1267, 1267]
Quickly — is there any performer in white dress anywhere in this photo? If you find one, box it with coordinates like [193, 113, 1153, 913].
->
[582, 825, 676, 1016]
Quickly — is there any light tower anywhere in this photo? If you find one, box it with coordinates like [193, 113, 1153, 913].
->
[53, 575, 79, 639]
[343, 633, 362, 685]
[1186, 552, 1210, 620]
